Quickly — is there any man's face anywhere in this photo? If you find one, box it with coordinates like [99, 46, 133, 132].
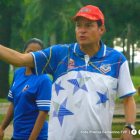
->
[75, 17, 105, 47]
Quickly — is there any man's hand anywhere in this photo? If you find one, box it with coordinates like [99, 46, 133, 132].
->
[120, 128, 133, 140]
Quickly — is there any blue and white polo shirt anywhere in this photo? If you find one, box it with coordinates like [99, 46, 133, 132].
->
[31, 41, 136, 140]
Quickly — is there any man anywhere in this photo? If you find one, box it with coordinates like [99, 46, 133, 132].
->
[0, 5, 136, 140]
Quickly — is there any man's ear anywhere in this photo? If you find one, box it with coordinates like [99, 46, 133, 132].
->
[99, 25, 106, 35]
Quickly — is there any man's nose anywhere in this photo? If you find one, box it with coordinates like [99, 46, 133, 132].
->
[80, 26, 86, 33]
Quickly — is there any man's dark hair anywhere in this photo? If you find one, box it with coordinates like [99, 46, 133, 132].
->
[97, 20, 103, 27]
[23, 38, 45, 52]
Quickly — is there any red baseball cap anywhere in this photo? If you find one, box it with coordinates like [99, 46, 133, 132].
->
[71, 5, 104, 24]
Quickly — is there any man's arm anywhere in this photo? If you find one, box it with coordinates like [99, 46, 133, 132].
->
[123, 96, 136, 125]
[0, 44, 34, 67]
[120, 95, 136, 140]
[28, 111, 48, 140]
[0, 102, 14, 140]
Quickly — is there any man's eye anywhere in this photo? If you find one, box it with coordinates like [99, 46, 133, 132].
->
[76, 24, 81, 27]
[86, 24, 91, 27]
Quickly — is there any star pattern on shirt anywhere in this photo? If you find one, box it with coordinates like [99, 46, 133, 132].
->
[53, 98, 74, 126]
[75, 99, 82, 108]
[55, 81, 65, 96]
[96, 91, 109, 104]
[67, 71, 91, 94]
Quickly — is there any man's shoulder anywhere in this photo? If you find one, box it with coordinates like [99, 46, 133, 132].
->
[51, 43, 75, 49]
[106, 46, 124, 56]
[105, 46, 126, 62]
[48, 43, 75, 53]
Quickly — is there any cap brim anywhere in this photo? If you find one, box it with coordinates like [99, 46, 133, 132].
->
[71, 14, 101, 22]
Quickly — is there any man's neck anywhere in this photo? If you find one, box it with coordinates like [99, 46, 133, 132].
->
[80, 43, 101, 58]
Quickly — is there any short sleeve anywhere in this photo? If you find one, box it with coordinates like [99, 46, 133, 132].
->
[30, 46, 58, 76]
[7, 90, 13, 102]
[7, 72, 16, 102]
[117, 60, 136, 99]
[35, 75, 52, 111]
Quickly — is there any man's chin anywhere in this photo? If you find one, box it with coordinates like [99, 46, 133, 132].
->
[79, 43, 89, 47]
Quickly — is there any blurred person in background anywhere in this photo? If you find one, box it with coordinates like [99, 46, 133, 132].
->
[0, 38, 52, 140]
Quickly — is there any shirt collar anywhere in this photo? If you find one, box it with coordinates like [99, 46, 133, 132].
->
[74, 40, 106, 58]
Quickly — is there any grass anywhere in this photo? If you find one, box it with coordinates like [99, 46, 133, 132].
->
[134, 65, 140, 76]
[0, 99, 8, 102]
[131, 76, 140, 89]
[0, 114, 6, 125]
